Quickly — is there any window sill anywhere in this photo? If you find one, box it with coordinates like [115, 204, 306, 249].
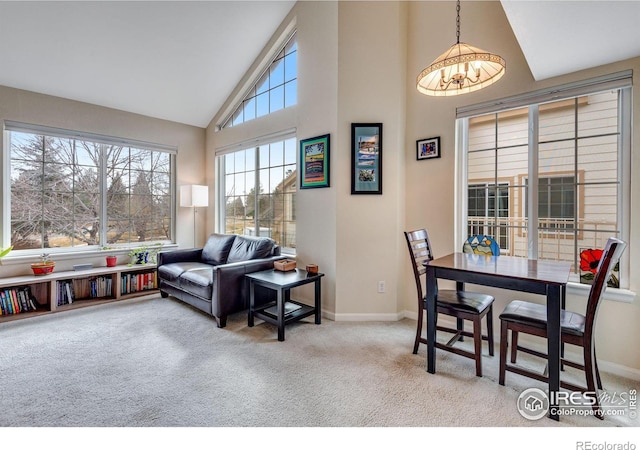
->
[566, 281, 636, 303]
[0, 244, 178, 266]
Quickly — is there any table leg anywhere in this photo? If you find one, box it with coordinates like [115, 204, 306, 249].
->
[315, 279, 322, 324]
[248, 280, 255, 327]
[547, 284, 562, 421]
[277, 288, 285, 342]
[425, 266, 437, 373]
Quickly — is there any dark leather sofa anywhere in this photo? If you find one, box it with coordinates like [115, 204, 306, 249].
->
[157, 233, 285, 327]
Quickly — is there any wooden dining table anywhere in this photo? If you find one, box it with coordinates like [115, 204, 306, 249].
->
[424, 252, 572, 421]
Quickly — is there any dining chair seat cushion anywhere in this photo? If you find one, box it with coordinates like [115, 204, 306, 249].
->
[432, 289, 495, 314]
[500, 300, 586, 337]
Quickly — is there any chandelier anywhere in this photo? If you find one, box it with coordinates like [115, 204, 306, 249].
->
[416, 0, 506, 96]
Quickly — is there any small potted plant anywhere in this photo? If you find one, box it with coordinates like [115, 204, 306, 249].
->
[102, 247, 118, 267]
[31, 253, 55, 276]
[128, 246, 149, 265]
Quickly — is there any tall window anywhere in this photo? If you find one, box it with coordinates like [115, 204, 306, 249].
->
[221, 32, 297, 129]
[6, 123, 174, 252]
[218, 136, 296, 252]
[457, 73, 631, 286]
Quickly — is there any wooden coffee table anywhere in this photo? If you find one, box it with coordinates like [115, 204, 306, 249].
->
[246, 268, 323, 341]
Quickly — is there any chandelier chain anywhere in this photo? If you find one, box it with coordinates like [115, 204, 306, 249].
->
[456, 0, 461, 44]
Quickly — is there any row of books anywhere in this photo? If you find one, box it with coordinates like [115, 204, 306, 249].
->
[57, 276, 114, 306]
[121, 271, 157, 294]
[0, 287, 38, 315]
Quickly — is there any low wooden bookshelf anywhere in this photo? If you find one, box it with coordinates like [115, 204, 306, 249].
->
[0, 264, 158, 323]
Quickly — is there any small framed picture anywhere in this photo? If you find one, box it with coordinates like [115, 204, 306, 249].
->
[351, 123, 383, 195]
[416, 136, 440, 161]
[300, 134, 330, 189]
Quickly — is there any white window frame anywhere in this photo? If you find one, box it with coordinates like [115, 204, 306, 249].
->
[215, 129, 297, 255]
[2, 121, 177, 258]
[455, 71, 633, 298]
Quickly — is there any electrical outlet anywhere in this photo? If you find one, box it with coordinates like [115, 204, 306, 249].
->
[377, 280, 386, 293]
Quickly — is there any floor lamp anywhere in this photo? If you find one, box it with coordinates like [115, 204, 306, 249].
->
[180, 185, 209, 247]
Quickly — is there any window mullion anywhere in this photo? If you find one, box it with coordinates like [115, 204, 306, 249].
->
[100, 144, 108, 247]
[527, 105, 539, 259]
[254, 147, 260, 235]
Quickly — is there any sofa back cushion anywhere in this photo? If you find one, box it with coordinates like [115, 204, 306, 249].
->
[201, 233, 236, 265]
[227, 235, 276, 263]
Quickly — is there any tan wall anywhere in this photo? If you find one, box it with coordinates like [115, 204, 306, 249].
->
[0, 85, 206, 277]
[206, 1, 340, 312]
[335, 1, 407, 318]
[405, 1, 640, 375]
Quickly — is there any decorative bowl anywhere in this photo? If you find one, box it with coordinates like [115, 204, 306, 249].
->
[31, 261, 55, 276]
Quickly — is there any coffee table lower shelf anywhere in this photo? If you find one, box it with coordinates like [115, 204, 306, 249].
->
[252, 300, 316, 325]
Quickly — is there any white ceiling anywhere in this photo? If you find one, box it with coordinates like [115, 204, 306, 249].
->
[1, 1, 639, 128]
[0, 1, 295, 128]
[501, 0, 640, 81]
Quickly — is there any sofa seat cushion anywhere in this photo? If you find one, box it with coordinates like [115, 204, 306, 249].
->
[179, 268, 214, 300]
[201, 233, 236, 265]
[227, 235, 276, 263]
[158, 262, 209, 284]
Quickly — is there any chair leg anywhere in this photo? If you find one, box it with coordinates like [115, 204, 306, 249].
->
[457, 318, 464, 342]
[510, 330, 519, 363]
[413, 305, 424, 354]
[594, 348, 603, 390]
[499, 320, 509, 386]
[473, 315, 483, 377]
[583, 342, 603, 419]
[486, 306, 494, 356]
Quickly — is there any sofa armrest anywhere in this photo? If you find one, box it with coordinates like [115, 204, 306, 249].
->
[157, 248, 204, 266]
[211, 255, 287, 318]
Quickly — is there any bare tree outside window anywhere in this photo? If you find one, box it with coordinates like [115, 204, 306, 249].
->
[9, 130, 173, 251]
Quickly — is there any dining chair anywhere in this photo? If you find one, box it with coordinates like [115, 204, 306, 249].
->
[498, 237, 626, 419]
[404, 229, 495, 377]
[462, 234, 501, 256]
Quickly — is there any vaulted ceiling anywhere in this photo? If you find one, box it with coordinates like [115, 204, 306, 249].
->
[1, 1, 639, 128]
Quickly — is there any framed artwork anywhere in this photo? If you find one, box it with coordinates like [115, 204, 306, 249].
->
[300, 134, 330, 189]
[416, 136, 440, 160]
[351, 123, 382, 194]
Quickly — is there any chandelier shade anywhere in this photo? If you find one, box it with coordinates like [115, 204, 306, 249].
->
[416, 1, 506, 97]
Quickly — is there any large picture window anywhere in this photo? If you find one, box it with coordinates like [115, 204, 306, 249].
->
[6, 123, 174, 252]
[457, 72, 631, 287]
[217, 136, 296, 252]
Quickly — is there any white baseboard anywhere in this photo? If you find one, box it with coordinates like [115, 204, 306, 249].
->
[327, 311, 404, 322]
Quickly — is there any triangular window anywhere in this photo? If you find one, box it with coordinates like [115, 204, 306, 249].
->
[221, 32, 297, 129]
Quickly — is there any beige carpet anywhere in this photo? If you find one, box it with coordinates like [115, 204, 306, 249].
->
[1, 295, 637, 430]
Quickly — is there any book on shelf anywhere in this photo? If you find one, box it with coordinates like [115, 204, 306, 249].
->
[264, 302, 302, 316]
[121, 270, 157, 295]
[0, 286, 38, 316]
[57, 280, 75, 306]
